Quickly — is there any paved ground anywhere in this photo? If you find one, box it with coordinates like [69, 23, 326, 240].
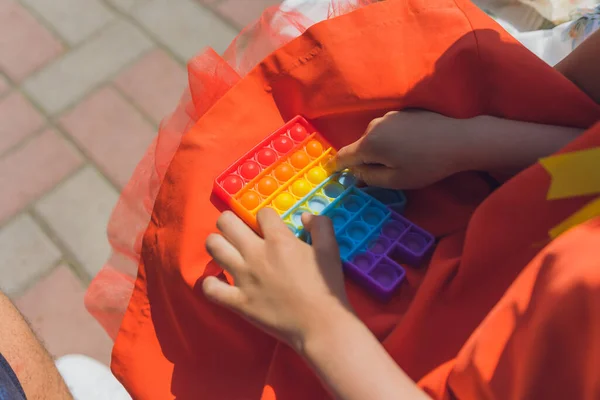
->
[0, 0, 280, 366]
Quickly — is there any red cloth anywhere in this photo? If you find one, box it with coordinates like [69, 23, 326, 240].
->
[86, 0, 600, 398]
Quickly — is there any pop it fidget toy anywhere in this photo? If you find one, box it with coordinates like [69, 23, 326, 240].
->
[213, 116, 435, 301]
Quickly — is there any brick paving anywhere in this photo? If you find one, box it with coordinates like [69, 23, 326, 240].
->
[0, 0, 280, 365]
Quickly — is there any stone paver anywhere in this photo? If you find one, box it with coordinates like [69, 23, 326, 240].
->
[216, 0, 281, 29]
[0, 214, 61, 296]
[105, 0, 149, 13]
[35, 166, 119, 278]
[0, 91, 45, 155]
[15, 265, 113, 365]
[59, 86, 156, 187]
[0, 130, 83, 223]
[132, 0, 237, 60]
[20, 0, 115, 45]
[23, 19, 153, 114]
[0, 0, 64, 82]
[0, 75, 8, 97]
[0, 0, 265, 369]
[114, 49, 187, 124]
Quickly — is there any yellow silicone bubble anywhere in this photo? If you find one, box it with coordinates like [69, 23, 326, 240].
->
[291, 179, 312, 197]
[274, 163, 294, 181]
[240, 191, 261, 210]
[274, 192, 295, 211]
[307, 166, 327, 184]
[290, 151, 310, 169]
[257, 176, 278, 196]
[306, 140, 324, 158]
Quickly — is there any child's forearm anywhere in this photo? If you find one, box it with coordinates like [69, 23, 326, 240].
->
[555, 29, 600, 104]
[300, 308, 430, 400]
[457, 116, 583, 175]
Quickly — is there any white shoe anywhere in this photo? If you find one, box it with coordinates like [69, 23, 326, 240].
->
[55, 355, 131, 400]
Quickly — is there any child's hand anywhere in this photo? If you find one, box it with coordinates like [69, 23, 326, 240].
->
[333, 110, 469, 189]
[202, 209, 352, 351]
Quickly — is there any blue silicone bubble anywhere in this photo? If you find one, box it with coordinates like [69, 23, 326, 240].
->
[338, 237, 354, 258]
[308, 195, 329, 213]
[328, 209, 350, 230]
[291, 209, 306, 227]
[337, 172, 357, 188]
[322, 182, 345, 198]
[361, 187, 401, 204]
[361, 206, 386, 226]
[341, 195, 365, 213]
[346, 221, 370, 242]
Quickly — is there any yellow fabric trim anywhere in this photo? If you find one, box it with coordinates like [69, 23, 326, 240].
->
[539, 147, 600, 200]
[549, 196, 600, 239]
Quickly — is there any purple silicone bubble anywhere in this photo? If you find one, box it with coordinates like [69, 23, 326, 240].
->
[382, 219, 408, 240]
[351, 252, 375, 271]
[399, 232, 428, 253]
[345, 221, 370, 242]
[341, 195, 365, 213]
[361, 206, 386, 226]
[370, 263, 402, 288]
[368, 237, 391, 255]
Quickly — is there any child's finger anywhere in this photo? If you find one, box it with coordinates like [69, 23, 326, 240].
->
[257, 208, 294, 240]
[352, 165, 400, 188]
[301, 214, 338, 254]
[334, 140, 365, 171]
[217, 211, 261, 254]
[205, 233, 245, 273]
[202, 276, 245, 311]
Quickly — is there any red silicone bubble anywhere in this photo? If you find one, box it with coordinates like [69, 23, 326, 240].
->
[273, 136, 294, 153]
[257, 148, 277, 166]
[290, 124, 308, 141]
[222, 175, 243, 194]
[240, 161, 260, 180]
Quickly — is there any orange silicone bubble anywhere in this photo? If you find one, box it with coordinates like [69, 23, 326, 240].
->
[274, 163, 294, 181]
[290, 151, 310, 169]
[240, 191, 260, 210]
[291, 179, 312, 197]
[307, 167, 327, 184]
[257, 176, 278, 195]
[306, 140, 324, 158]
[274, 192, 295, 211]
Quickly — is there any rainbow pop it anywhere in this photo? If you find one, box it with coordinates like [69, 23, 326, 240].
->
[213, 116, 435, 300]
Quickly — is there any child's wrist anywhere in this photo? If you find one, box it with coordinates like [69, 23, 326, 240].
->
[297, 301, 359, 356]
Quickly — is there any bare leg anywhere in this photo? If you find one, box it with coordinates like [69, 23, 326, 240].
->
[0, 291, 72, 399]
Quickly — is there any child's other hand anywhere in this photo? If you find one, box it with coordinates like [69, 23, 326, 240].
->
[334, 110, 468, 189]
[202, 209, 352, 351]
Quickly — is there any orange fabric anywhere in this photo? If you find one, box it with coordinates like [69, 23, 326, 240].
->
[103, 0, 600, 399]
[419, 216, 600, 400]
